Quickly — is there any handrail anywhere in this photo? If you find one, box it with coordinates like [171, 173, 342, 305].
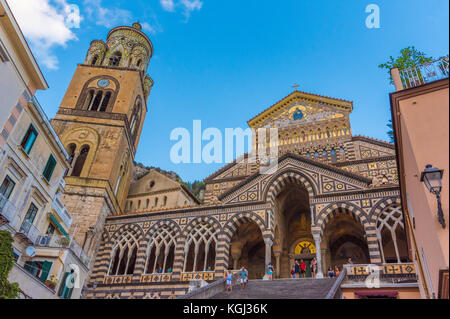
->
[178, 272, 239, 299]
[325, 267, 347, 299]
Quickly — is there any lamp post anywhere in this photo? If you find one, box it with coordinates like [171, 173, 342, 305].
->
[420, 165, 446, 229]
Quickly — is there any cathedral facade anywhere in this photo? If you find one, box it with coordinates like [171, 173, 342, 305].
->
[50, 24, 409, 299]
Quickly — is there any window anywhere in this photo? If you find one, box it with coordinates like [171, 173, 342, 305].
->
[21, 124, 38, 154]
[20, 203, 39, 235]
[109, 52, 122, 66]
[146, 199, 149, 208]
[163, 196, 167, 206]
[91, 55, 98, 65]
[314, 151, 319, 158]
[43, 154, 57, 181]
[331, 149, 337, 163]
[67, 144, 76, 165]
[154, 197, 158, 207]
[108, 231, 139, 276]
[0, 175, 16, 200]
[24, 260, 53, 282]
[13, 247, 21, 263]
[145, 225, 176, 274]
[71, 145, 90, 177]
[0, 45, 9, 62]
[184, 223, 217, 272]
[86, 90, 111, 112]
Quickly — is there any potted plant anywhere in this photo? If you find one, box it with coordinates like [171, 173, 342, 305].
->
[45, 275, 58, 290]
[56, 237, 70, 247]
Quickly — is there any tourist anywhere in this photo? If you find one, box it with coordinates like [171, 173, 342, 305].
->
[334, 266, 340, 277]
[294, 260, 300, 279]
[239, 266, 248, 290]
[290, 266, 296, 278]
[226, 270, 233, 293]
[206, 266, 212, 272]
[328, 266, 335, 278]
[157, 267, 163, 274]
[311, 257, 317, 278]
[167, 267, 172, 274]
[267, 263, 274, 280]
[300, 259, 307, 278]
[347, 257, 354, 265]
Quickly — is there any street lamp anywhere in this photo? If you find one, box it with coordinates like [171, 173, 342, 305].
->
[420, 164, 446, 228]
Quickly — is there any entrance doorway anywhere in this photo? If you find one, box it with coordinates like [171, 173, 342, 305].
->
[272, 179, 313, 278]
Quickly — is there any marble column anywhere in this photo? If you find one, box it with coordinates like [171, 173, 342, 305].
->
[273, 251, 281, 278]
[263, 238, 273, 280]
[313, 234, 324, 278]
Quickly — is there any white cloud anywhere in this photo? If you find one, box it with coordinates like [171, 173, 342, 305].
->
[141, 22, 156, 35]
[6, 0, 80, 70]
[83, 0, 132, 28]
[160, 0, 203, 19]
[160, 0, 175, 12]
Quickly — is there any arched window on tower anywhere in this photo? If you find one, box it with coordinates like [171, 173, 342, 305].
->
[163, 196, 167, 207]
[71, 145, 90, 177]
[129, 97, 142, 144]
[108, 230, 139, 276]
[136, 59, 142, 68]
[91, 55, 98, 66]
[66, 144, 76, 165]
[109, 51, 122, 67]
[86, 90, 112, 112]
[331, 149, 337, 163]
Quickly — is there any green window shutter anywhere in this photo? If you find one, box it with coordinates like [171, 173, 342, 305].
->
[58, 272, 69, 297]
[21, 124, 38, 154]
[39, 261, 52, 282]
[43, 154, 57, 181]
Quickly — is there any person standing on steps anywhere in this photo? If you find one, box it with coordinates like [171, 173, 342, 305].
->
[294, 260, 300, 279]
[239, 266, 248, 290]
[290, 265, 296, 278]
[267, 263, 274, 280]
[300, 259, 307, 278]
[311, 257, 317, 278]
[347, 257, 354, 265]
[328, 266, 335, 278]
[335, 265, 341, 277]
[226, 269, 233, 293]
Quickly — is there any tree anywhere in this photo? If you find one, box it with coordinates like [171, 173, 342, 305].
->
[386, 119, 394, 143]
[379, 47, 433, 142]
[0, 230, 20, 299]
[378, 46, 434, 84]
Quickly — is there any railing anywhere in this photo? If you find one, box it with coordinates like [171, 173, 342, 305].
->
[0, 193, 20, 227]
[178, 272, 240, 299]
[51, 195, 73, 229]
[343, 263, 417, 284]
[393, 57, 449, 90]
[36, 235, 91, 267]
[18, 219, 41, 244]
[325, 267, 347, 299]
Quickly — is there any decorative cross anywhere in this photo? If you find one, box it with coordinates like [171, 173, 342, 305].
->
[292, 83, 300, 91]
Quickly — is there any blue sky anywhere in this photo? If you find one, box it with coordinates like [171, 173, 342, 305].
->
[8, 0, 449, 182]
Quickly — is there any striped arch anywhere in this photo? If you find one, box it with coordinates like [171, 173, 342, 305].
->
[316, 202, 368, 237]
[182, 216, 222, 237]
[264, 169, 316, 206]
[316, 202, 382, 264]
[222, 212, 269, 242]
[145, 219, 182, 239]
[369, 197, 402, 224]
[110, 223, 144, 243]
[89, 231, 113, 284]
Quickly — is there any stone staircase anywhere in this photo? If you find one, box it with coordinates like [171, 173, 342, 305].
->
[211, 278, 338, 299]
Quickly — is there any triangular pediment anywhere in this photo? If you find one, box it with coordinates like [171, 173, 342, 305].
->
[248, 91, 353, 129]
[219, 153, 371, 205]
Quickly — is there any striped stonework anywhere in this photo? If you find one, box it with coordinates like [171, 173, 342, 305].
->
[265, 170, 316, 206]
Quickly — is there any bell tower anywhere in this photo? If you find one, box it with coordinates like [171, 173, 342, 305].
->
[51, 22, 154, 257]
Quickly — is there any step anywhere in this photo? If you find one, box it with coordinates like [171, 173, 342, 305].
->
[212, 278, 337, 299]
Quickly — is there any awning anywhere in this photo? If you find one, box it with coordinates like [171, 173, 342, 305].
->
[49, 214, 69, 238]
[355, 291, 398, 297]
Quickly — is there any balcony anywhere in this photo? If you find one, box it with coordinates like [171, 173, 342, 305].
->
[36, 235, 91, 267]
[0, 193, 20, 227]
[51, 195, 73, 229]
[392, 57, 449, 91]
[17, 219, 40, 244]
